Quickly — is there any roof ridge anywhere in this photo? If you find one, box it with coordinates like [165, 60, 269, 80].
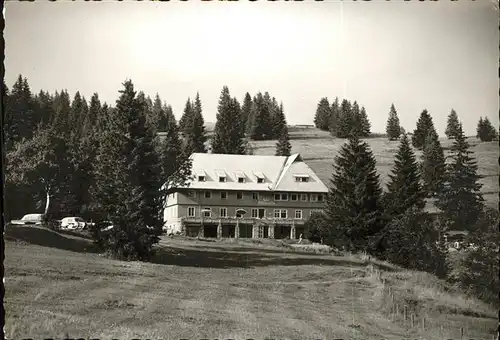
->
[272, 154, 300, 190]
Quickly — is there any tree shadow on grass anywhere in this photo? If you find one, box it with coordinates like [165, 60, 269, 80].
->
[5, 225, 99, 254]
[151, 246, 397, 271]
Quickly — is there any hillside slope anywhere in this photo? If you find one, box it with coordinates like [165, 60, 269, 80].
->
[4, 231, 497, 340]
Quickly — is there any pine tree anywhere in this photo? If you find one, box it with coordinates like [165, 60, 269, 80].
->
[184, 92, 207, 154]
[69, 91, 88, 137]
[329, 97, 340, 136]
[325, 135, 384, 252]
[421, 130, 446, 198]
[179, 98, 194, 135]
[412, 109, 437, 149]
[359, 106, 371, 137]
[386, 104, 401, 141]
[436, 124, 484, 232]
[476, 116, 497, 142]
[148, 94, 164, 132]
[5, 75, 36, 150]
[314, 97, 331, 131]
[350, 101, 361, 137]
[250, 92, 272, 140]
[211, 86, 246, 154]
[50, 90, 72, 136]
[94, 79, 164, 261]
[35, 90, 55, 127]
[275, 103, 292, 156]
[241, 92, 253, 136]
[336, 99, 353, 138]
[270, 97, 282, 139]
[384, 134, 425, 217]
[445, 109, 460, 139]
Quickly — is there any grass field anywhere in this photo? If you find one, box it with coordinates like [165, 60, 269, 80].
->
[5, 226, 498, 339]
[249, 127, 499, 209]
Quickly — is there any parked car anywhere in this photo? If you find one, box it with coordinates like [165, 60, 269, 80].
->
[10, 213, 44, 226]
[61, 217, 87, 230]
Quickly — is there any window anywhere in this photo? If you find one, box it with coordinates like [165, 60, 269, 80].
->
[294, 210, 303, 219]
[252, 192, 259, 200]
[238, 177, 245, 183]
[219, 207, 227, 217]
[294, 175, 310, 182]
[188, 191, 196, 198]
[257, 178, 264, 183]
[202, 207, 211, 218]
[188, 207, 196, 217]
[274, 193, 288, 201]
[219, 176, 226, 183]
[198, 175, 205, 182]
[251, 208, 258, 218]
[236, 208, 245, 218]
[274, 209, 287, 219]
[311, 194, 318, 202]
[204, 191, 212, 199]
[220, 191, 227, 200]
[300, 193, 308, 201]
[318, 194, 324, 202]
[237, 192, 244, 200]
[291, 194, 298, 201]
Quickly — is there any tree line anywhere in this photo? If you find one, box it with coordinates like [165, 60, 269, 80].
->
[306, 107, 498, 306]
[314, 97, 371, 138]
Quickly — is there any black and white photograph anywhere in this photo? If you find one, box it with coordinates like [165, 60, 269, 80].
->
[2, 0, 499, 339]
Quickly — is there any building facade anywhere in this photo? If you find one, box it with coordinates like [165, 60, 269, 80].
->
[163, 153, 329, 239]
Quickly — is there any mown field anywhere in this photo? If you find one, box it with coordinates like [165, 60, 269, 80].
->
[4, 226, 498, 339]
[249, 127, 499, 209]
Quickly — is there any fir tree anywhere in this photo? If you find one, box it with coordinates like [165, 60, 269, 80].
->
[275, 103, 292, 156]
[384, 134, 425, 217]
[179, 98, 193, 135]
[270, 97, 282, 139]
[184, 92, 207, 154]
[241, 92, 253, 136]
[436, 124, 484, 232]
[5, 75, 36, 150]
[421, 130, 446, 198]
[314, 97, 331, 131]
[211, 86, 246, 154]
[325, 135, 384, 252]
[386, 104, 401, 141]
[445, 109, 460, 139]
[476, 116, 497, 142]
[94, 80, 163, 261]
[50, 90, 72, 136]
[412, 109, 437, 149]
[336, 99, 353, 138]
[359, 106, 371, 137]
[250, 92, 272, 140]
[350, 101, 361, 137]
[329, 97, 340, 136]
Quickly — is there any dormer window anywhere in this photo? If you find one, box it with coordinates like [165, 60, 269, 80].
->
[294, 174, 310, 183]
[236, 171, 246, 183]
[255, 172, 265, 183]
[198, 175, 205, 182]
[215, 170, 226, 183]
[196, 170, 207, 182]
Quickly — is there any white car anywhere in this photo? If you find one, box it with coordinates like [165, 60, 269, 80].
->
[61, 217, 87, 230]
[10, 213, 44, 226]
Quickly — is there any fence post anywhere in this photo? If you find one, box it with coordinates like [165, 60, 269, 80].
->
[422, 317, 425, 330]
[411, 314, 414, 327]
[404, 305, 408, 321]
[460, 326, 464, 340]
[396, 304, 399, 316]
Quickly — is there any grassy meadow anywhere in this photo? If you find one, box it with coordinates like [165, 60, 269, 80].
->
[4, 226, 498, 339]
[249, 127, 499, 209]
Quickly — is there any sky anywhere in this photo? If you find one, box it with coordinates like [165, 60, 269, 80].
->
[5, 0, 499, 136]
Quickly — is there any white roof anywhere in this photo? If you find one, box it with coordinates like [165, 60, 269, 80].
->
[176, 153, 328, 193]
